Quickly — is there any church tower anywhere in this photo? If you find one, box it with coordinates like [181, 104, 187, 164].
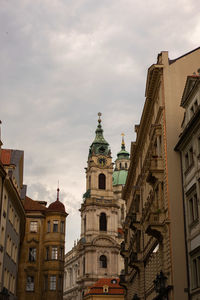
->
[78, 113, 121, 295]
[63, 114, 130, 300]
[113, 134, 130, 227]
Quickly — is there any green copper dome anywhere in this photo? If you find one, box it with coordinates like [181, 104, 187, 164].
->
[88, 113, 110, 157]
[116, 134, 130, 160]
[113, 169, 128, 186]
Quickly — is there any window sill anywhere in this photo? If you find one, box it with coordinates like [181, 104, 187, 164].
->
[189, 218, 199, 229]
[191, 286, 200, 295]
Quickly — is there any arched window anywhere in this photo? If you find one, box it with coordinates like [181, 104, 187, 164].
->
[98, 173, 106, 190]
[125, 162, 127, 169]
[100, 255, 107, 268]
[100, 213, 107, 231]
[119, 162, 122, 169]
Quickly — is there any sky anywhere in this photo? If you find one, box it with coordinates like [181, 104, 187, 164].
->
[0, 0, 200, 251]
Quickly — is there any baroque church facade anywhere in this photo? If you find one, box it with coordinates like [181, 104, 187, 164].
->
[63, 114, 130, 300]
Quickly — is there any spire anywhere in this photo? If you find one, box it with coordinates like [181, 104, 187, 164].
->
[121, 133, 125, 151]
[88, 113, 110, 157]
[94, 112, 105, 142]
[116, 133, 130, 160]
[57, 181, 60, 201]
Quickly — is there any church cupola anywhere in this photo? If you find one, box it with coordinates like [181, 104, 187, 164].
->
[88, 112, 111, 158]
[113, 134, 130, 186]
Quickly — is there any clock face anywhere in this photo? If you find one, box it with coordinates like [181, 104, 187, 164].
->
[98, 157, 107, 167]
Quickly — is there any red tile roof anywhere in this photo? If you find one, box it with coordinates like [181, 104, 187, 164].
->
[1, 149, 11, 165]
[24, 196, 47, 212]
[84, 278, 124, 296]
[48, 199, 66, 213]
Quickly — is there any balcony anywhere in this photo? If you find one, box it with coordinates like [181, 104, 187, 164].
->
[128, 251, 142, 271]
[146, 156, 164, 185]
[120, 241, 128, 258]
[130, 213, 141, 231]
[144, 212, 165, 242]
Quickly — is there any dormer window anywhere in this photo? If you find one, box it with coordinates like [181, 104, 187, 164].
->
[103, 285, 109, 293]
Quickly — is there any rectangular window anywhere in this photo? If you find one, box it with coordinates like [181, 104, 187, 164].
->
[60, 221, 65, 233]
[46, 247, 49, 260]
[26, 276, 34, 291]
[188, 193, 199, 224]
[29, 248, 36, 262]
[47, 221, 50, 233]
[191, 253, 200, 289]
[53, 220, 58, 232]
[52, 247, 58, 260]
[185, 153, 189, 170]
[50, 275, 56, 291]
[30, 221, 38, 233]
[189, 147, 194, 166]
[44, 275, 48, 291]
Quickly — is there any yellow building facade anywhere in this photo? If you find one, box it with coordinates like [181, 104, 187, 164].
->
[17, 189, 68, 300]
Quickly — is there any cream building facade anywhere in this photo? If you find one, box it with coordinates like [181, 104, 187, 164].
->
[64, 115, 130, 300]
[175, 75, 200, 300]
[121, 48, 200, 300]
[0, 144, 26, 300]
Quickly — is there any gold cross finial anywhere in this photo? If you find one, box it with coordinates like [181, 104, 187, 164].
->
[98, 112, 102, 123]
[121, 133, 125, 147]
[57, 180, 60, 201]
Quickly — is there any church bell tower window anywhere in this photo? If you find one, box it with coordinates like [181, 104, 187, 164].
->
[99, 173, 106, 190]
[100, 213, 107, 231]
[100, 255, 107, 268]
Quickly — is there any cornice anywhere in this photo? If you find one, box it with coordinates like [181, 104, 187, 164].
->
[175, 108, 200, 151]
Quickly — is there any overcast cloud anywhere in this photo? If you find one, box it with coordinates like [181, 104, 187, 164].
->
[1, 0, 200, 251]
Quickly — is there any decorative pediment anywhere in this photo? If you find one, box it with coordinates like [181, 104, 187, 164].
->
[181, 76, 200, 107]
[92, 235, 117, 247]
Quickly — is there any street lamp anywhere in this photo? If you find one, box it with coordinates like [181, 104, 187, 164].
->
[133, 293, 140, 300]
[153, 271, 168, 299]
